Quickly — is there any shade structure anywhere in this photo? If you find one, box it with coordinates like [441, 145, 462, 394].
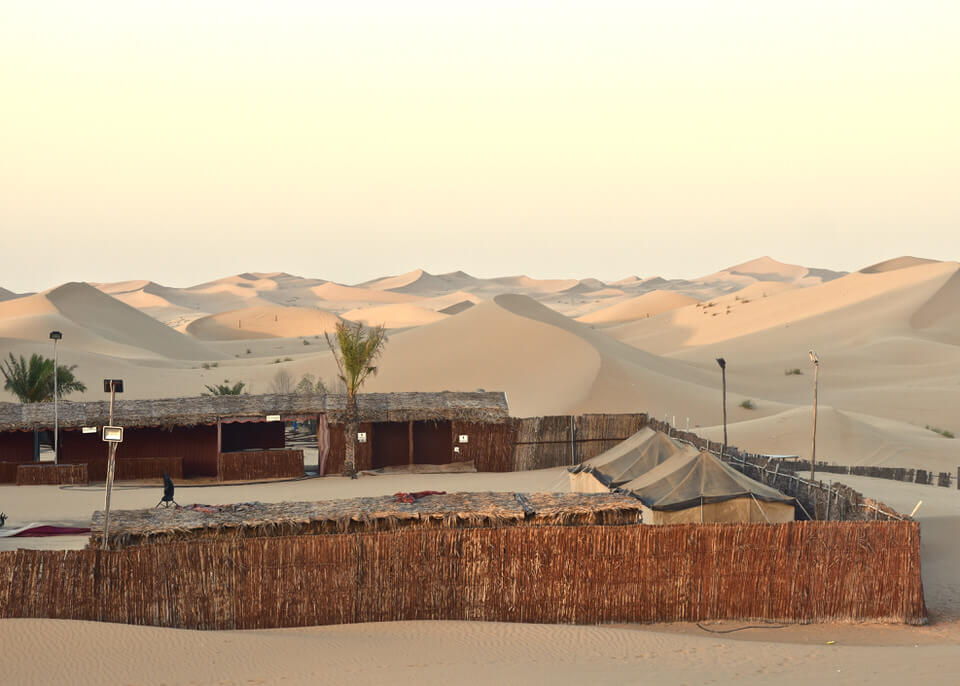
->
[568, 427, 697, 492]
[620, 450, 795, 523]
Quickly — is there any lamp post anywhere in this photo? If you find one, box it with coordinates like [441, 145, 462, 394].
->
[49, 331, 62, 464]
[809, 351, 820, 482]
[716, 357, 727, 461]
[101, 379, 124, 550]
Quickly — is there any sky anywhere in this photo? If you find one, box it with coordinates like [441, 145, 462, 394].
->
[1, 1, 958, 291]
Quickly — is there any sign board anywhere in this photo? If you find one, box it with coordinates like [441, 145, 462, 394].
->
[81, 426, 97, 434]
[102, 379, 124, 393]
[357, 432, 367, 443]
[458, 435, 469, 443]
[266, 414, 282, 422]
[102, 426, 124, 443]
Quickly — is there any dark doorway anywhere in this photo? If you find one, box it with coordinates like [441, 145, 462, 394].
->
[221, 421, 285, 453]
[371, 422, 410, 469]
[413, 421, 453, 465]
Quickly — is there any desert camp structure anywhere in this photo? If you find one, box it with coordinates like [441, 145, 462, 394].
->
[569, 427, 795, 523]
[0, 391, 510, 482]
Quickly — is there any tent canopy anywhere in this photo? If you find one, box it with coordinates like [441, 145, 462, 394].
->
[621, 450, 794, 511]
[570, 427, 698, 488]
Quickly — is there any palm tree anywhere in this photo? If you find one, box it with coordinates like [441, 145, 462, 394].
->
[203, 380, 246, 395]
[0, 352, 86, 403]
[325, 321, 388, 477]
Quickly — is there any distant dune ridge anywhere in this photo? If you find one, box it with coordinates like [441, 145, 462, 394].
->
[3, 256, 959, 471]
[186, 305, 343, 340]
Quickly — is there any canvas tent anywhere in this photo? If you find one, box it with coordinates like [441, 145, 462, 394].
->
[567, 427, 698, 493]
[621, 450, 795, 524]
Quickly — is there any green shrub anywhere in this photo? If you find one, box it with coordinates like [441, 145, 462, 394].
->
[739, 399, 756, 410]
[785, 368, 803, 376]
[926, 425, 955, 439]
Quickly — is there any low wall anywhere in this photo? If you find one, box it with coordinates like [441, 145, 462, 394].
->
[218, 450, 304, 481]
[0, 462, 19, 484]
[65, 457, 184, 482]
[0, 520, 925, 629]
[14, 463, 87, 486]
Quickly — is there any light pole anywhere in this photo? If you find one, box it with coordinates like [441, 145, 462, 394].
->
[101, 379, 124, 550]
[49, 331, 62, 464]
[716, 357, 727, 461]
[809, 350, 820, 482]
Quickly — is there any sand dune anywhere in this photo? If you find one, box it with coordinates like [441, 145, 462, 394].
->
[0, 286, 21, 302]
[861, 256, 940, 273]
[0, 283, 220, 361]
[415, 290, 483, 312]
[341, 303, 447, 329]
[438, 300, 476, 315]
[359, 269, 483, 295]
[310, 282, 423, 305]
[577, 290, 699, 325]
[699, 405, 957, 469]
[488, 274, 580, 293]
[186, 305, 342, 340]
[611, 260, 960, 353]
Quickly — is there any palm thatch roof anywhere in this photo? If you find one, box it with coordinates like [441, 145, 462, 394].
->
[89, 491, 643, 549]
[0, 391, 509, 432]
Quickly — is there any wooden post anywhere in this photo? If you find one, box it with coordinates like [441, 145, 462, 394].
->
[408, 421, 414, 465]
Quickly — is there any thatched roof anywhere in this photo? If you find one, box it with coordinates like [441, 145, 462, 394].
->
[0, 391, 509, 431]
[89, 491, 643, 548]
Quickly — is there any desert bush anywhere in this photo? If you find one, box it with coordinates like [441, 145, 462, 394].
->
[739, 399, 756, 410]
[926, 425, 955, 439]
[785, 368, 803, 376]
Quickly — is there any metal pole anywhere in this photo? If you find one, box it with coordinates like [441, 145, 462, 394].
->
[102, 384, 117, 550]
[716, 358, 727, 461]
[810, 354, 819, 482]
[53, 338, 59, 465]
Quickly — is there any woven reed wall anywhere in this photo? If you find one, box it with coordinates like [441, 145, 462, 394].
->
[512, 414, 648, 470]
[14, 463, 87, 486]
[325, 423, 373, 475]
[63, 457, 184, 482]
[0, 520, 925, 629]
[453, 421, 517, 472]
[218, 450, 304, 481]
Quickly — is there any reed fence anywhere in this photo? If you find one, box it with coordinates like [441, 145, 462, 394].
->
[511, 414, 647, 471]
[217, 450, 305, 481]
[13, 463, 87, 486]
[0, 520, 925, 629]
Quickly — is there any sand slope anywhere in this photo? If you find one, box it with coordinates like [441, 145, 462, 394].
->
[0, 283, 220, 360]
[698, 406, 957, 468]
[577, 290, 699, 325]
[186, 305, 343, 340]
[341, 303, 447, 329]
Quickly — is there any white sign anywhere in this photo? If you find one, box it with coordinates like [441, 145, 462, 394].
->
[266, 414, 282, 422]
[458, 435, 469, 443]
[81, 426, 97, 434]
[357, 432, 367, 443]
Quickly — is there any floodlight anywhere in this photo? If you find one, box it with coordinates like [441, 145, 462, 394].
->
[102, 426, 124, 443]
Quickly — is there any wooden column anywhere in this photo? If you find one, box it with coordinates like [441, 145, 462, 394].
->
[408, 421, 414, 465]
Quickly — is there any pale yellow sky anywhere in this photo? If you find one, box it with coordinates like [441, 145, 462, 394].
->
[1, 1, 957, 290]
